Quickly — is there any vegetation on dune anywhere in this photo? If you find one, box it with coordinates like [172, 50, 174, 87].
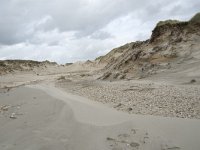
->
[156, 20, 181, 27]
[190, 12, 200, 24]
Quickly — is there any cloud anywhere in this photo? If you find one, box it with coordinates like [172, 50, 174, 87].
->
[89, 31, 112, 40]
[0, 0, 199, 63]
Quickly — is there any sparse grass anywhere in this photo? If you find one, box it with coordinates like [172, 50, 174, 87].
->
[57, 76, 65, 80]
[156, 20, 180, 27]
[65, 63, 73, 66]
[0, 62, 6, 67]
[80, 74, 86, 77]
[190, 12, 200, 24]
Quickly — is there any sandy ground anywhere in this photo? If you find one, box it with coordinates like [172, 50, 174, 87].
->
[56, 78, 200, 119]
[0, 67, 200, 150]
[0, 85, 200, 150]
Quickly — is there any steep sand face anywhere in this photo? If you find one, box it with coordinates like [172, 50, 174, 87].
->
[1, 12, 200, 82]
[96, 13, 200, 81]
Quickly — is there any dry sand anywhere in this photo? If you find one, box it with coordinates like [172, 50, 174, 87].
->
[0, 67, 200, 150]
[0, 85, 200, 150]
[56, 78, 200, 119]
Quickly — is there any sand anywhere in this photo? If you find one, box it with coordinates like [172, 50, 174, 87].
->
[0, 84, 200, 150]
[1, 13, 200, 149]
[56, 79, 200, 119]
[0, 65, 200, 150]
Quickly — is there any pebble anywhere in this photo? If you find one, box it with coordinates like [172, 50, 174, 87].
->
[10, 113, 17, 119]
[57, 80, 200, 119]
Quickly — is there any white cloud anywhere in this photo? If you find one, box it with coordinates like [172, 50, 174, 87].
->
[0, 0, 199, 63]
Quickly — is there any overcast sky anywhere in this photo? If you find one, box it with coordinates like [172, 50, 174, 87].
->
[0, 0, 199, 63]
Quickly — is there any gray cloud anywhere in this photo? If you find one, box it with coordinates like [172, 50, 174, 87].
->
[0, 0, 199, 63]
[89, 31, 112, 40]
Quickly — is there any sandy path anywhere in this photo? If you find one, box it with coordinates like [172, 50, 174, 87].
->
[0, 85, 200, 150]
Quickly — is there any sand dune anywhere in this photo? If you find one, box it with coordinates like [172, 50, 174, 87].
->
[0, 12, 200, 150]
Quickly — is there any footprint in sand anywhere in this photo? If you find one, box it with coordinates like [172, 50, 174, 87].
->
[106, 129, 141, 150]
[161, 145, 181, 150]
[106, 129, 181, 150]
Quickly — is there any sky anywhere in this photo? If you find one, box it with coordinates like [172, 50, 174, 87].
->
[0, 0, 199, 64]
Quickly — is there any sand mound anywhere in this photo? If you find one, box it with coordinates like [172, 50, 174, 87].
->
[0, 60, 57, 75]
[96, 12, 200, 80]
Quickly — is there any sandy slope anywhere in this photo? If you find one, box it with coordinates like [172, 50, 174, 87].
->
[0, 85, 200, 150]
